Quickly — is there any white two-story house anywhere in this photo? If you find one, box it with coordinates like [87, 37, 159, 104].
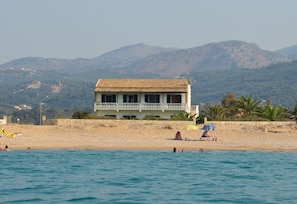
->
[94, 79, 198, 119]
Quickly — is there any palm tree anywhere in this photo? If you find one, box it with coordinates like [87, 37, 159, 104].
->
[257, 105, 289, 121]
[235, 96, 262, 119]
[202, 104, 226, 121]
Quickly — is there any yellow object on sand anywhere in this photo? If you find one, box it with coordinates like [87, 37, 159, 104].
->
[1, 128, 17, 138]
[184, 125, 199, 130]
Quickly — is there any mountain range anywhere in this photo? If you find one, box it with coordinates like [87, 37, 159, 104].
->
[0, 41, 291, 77]
[0, 40, 296, 119]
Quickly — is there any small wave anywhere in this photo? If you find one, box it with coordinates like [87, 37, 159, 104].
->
[67, 196, 98, 202]
[8, 198, 44, 203]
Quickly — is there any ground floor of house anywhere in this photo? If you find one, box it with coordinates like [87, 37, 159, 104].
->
[95, 110, 188, 120]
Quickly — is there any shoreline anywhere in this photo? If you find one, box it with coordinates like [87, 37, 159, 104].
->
[1, 121, 296, 152]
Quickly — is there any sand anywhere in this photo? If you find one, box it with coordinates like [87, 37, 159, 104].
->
[1, 122, 297, 152]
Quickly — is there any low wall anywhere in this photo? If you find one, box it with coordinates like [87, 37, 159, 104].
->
[210, 121, 296, 126]
[44, 119, 195, 127]
[43, 119, 296, 128]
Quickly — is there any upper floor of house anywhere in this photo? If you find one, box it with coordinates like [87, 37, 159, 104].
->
[94, 79, 193, 112]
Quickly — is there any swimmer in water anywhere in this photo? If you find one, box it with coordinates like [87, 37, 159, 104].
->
[4, 145, 10, 152]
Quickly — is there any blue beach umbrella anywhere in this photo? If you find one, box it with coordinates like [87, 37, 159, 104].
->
[202, 124, 216, 131]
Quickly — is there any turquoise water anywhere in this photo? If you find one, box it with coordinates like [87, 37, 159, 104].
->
[1, 150, 297, 203]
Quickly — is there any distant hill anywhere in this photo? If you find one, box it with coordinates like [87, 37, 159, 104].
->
[275, 44, 297, 60]
[0, 43, 178, 73]
[125, 41, 289, 77]
[0, 41, 289, 77]
[89, 43, 179, 71]
[0, 57, 90, 72]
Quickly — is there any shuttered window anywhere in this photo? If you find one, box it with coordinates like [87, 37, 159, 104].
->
[102, 94, 116, 102]
[167, 95, 181, 103]
[145, 94, 160, 103]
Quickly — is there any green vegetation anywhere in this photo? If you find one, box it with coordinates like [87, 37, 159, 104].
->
[171, 113, 192, 121]
[202, 105, 226, 121]
[71, 111, 101, 119]
[256, 105, 289, 121]
[200, 93, 296, 122]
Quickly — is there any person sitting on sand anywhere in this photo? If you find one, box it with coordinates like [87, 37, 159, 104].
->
[200, 130, 217, 141]
[175, 131, 182, 140]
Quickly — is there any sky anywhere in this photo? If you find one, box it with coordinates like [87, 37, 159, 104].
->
[1, 0, 297, 64]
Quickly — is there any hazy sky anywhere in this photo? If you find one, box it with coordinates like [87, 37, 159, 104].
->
[1, 0, 296, 64]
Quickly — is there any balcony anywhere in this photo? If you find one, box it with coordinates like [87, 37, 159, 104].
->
[94, 103, 188, 112]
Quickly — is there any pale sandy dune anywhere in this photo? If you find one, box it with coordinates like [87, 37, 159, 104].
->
[1, 122, 296, 152]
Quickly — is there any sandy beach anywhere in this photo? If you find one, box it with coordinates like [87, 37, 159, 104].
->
[1, 121, 296, 152]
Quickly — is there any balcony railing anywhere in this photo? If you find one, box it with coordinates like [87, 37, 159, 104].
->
[94, 103, 188, 111]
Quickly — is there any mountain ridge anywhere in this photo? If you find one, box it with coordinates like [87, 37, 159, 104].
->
[275, 44, 297, 60]
[0, 41, 291, 76]
[0, 43, 179, 73]
[123, 41, 290, 77]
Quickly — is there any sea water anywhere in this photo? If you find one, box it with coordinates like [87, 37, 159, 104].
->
[1, 150, 297, 204]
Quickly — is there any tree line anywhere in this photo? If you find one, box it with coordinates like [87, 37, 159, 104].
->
[198, 93, 297, 122]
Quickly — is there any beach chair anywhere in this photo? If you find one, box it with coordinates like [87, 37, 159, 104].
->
[1, 128, 17, 140]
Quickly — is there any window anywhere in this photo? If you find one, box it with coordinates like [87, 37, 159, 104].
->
[145, 94, 160, 103]
[123, 94, 138, 103]
[167, 95, 181, 103]
[104, 115, 116, 119]
[102, 94, 116, 102]
[123, 115, 137, 119]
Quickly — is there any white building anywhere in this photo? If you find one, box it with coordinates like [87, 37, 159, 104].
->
[94, 79, 198, 119]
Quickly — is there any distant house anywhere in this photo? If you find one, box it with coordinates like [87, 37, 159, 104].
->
[14, 104, 32, 110]
[94, 79, 199, 119]
[0, 115, 7, 124]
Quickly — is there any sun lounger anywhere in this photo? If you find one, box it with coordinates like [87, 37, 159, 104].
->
[1, 128, 17, 139]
